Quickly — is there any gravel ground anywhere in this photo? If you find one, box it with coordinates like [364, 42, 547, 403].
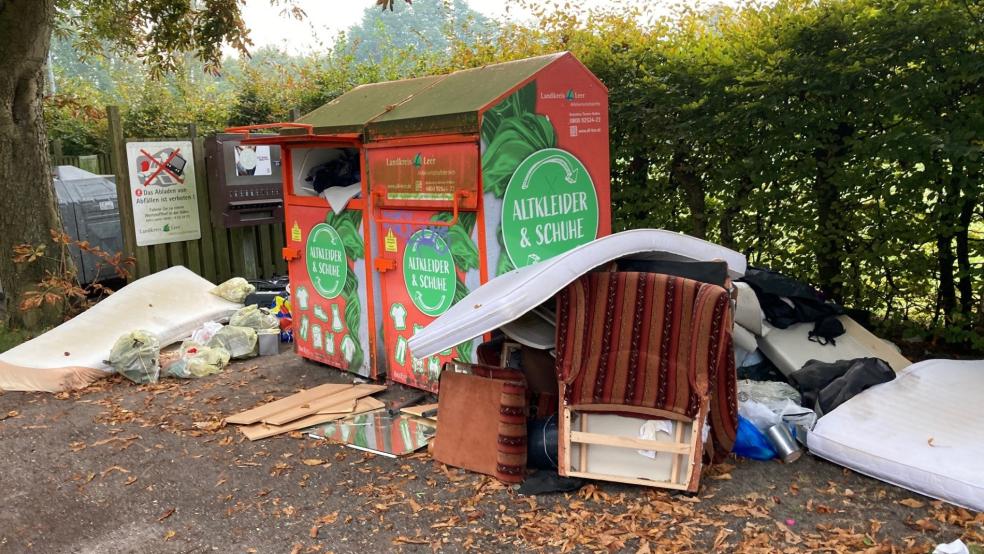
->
[1, 350, 981, 553]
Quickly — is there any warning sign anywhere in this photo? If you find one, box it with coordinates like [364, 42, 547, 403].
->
[126, 141, 202, 246]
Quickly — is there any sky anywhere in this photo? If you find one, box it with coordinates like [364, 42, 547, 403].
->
[235, 0, 643, 56]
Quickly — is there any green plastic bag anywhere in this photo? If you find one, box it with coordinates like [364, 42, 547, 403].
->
[207, 325, 257, 359]
[107, 330, 161, 384]
[167, 341, 231, 379]
[229, 304, 279, 331]
[210, 277, 255, 303]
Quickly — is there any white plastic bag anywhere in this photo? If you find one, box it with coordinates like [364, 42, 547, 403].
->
[739, 399, 782, 431]
[190, 321, 224, 344]
[210, 277, 255, 303]
[107, 330, 161, 384]
[738, 379, 801, 413]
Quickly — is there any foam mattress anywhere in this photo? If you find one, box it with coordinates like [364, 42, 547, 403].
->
[807, 359, 984, 511]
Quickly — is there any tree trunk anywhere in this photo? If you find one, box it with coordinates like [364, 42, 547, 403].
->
[813, 151, 843, 302]
[956, 192, 975, 318]
[935, 182, 958, 326]
[0, 0, 67, 330]
[669, 146, 706, 239]
[812, 123, 853, 303]
[720, 173, 753, 249]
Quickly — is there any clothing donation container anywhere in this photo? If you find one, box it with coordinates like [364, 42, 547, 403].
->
[234, 52, 611, 392]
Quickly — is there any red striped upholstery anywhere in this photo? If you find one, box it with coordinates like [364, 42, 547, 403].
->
[555, 271, 737, 462]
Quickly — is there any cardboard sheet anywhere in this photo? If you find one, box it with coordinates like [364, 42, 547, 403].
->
[263, 384, 386, 426]
[238, 397, 384, 441]
[225, 383, 355, 425]
[0, 266, 241, 392]
[808, 359, 984, 511]
[757, 316, 911, 376]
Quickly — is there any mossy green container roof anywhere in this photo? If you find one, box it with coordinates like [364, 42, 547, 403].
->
[295, 53, 567, 140]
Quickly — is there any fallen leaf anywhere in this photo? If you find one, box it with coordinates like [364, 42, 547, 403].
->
[636, 541, 652, 554]
[124, 476, 138, 486]
[302, 458, 325, 466]
[317, 512, 338, 525]
[899, 498, 925, 509]
[393, 536, 430, 545]
[158, 507, 175, 522]
[100, 465, 130, 478]
[163, 530, 176, 541]
[928, 437, 935, 447]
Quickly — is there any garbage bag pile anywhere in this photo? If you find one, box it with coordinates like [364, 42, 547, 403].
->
[107, 277, 291, 385]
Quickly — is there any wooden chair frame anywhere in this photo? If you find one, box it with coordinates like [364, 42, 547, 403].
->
[557, 383, 710, 492]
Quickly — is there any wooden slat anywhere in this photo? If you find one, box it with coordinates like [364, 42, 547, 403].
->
[186, 237, 202, 274]
[258, 224, 275, 278]
[191, 134, 216, 282]
[241, 226, 259, 279]
[106, 105, 148, 279]
[272, 223, 287, 275]
[579, 412, 589, 472]
[569, 431, 693, 455]
[152, 243, 169, 273]
[229, 226, 246, 278]
[212, 225, 232, 282]
[671, 419, 685, 484]
[564, 470, 689, 491]
[168, 240, 185, 269]
[560, 404, 572, 475]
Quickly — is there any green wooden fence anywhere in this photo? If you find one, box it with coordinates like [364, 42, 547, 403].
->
[105, 105, 287, 283]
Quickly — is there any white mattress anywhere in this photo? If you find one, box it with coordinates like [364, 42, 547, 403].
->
[409, 229, 746, 359]
[757, 315, 911, 376]
[807, 359, 984, 511]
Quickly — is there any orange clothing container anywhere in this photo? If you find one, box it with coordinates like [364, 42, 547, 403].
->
[234, 52, 610, 392]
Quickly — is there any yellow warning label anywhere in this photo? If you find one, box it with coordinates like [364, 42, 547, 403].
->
[384, 229, 398, 252]
[291, 221, 302, 242]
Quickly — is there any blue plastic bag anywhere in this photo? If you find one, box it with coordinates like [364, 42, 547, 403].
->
[732, 415, 777, 460]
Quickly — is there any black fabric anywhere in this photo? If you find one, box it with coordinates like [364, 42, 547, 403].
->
[527, 415, 558, 470]
[517, 471, 584, 495]
[791, 358, 895, 416]
[737, 357, 787, 382]
[740, 267, 843, 329]
[305, 149, 360, 193]
[808, 316, 846, 346]
[616, 259, 728, 287]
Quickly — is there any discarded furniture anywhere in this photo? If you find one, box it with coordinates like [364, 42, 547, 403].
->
[431, 363, 528, 483]
[554, 271, 738, 491]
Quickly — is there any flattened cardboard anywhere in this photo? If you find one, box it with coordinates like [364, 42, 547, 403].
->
[263, 384, 386, 426]
[225, 383, 354, 425]
[239, 397, 384, 441]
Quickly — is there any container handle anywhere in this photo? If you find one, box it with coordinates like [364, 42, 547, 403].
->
[371, 189, 473, 229]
